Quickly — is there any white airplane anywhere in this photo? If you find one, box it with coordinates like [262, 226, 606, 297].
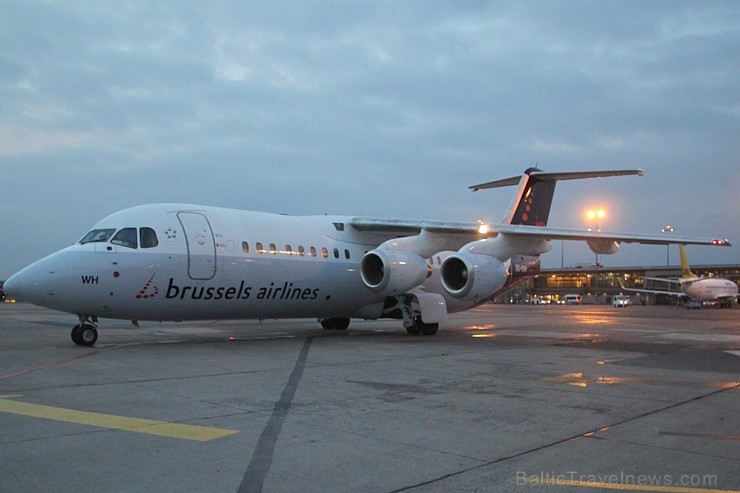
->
[619, 244, 738, 307]
[4, 168, 731, 346]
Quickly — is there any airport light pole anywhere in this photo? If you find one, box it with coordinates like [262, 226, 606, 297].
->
[662, 225, 674, 266]
[587, 209, 605, 265]
[587, 209, 605, 302]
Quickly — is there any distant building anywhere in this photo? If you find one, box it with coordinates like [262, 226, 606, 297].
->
[496, 263, 740, 305]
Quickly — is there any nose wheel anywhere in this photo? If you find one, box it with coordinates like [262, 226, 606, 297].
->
[72, 316, 98, 346]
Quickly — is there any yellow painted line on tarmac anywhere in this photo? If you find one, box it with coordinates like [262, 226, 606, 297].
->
[524, 478, 739, 493]
[0, 396, 239, 442]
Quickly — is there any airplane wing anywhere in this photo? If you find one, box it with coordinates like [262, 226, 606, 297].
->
[349, 218, 482, 236]
[491, 224, 731, 246]
[350, 218, 731, 247]
[642, 276, 680, 284]
[618, 279, 684, 297]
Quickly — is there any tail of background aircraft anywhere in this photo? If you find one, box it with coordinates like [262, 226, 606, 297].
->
[679, 245, 697, 279]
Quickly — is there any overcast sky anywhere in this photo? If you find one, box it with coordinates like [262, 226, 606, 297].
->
[1, 1, 738, 279]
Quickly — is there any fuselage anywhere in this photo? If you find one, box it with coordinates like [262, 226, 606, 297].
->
[8, 204, 380, 321]
[680, 277, 738, 301]
[5, 204, 517, 322]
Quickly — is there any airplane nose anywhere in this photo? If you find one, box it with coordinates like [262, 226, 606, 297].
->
[4, 260, 50, 303]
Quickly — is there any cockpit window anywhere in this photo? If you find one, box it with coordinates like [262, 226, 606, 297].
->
[80, 229, 116, 244]
[140, 227, 159, 248]
[111, 228, 138, 249]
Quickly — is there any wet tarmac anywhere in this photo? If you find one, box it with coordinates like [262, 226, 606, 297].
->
[0, 302, 738, 492]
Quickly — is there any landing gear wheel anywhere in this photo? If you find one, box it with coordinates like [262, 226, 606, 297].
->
[405, 317, 438, 336]
[320, 318, 350, 330]
[71, 323, 98, 346]
[421, 323, 439, 336]
[405, 324, 422, 335]
[71, 324, 82, 345]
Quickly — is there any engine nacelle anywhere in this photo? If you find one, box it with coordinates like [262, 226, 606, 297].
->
[440, 252, 507, 302]
[360, 249, 430, 296]
[586, 239, 620, 255]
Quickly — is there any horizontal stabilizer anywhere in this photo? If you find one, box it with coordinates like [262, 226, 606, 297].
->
[469, 169, 644, 191]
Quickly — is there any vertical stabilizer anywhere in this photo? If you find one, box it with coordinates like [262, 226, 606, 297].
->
[503, 170, 556, 226]
[679, 245, 697, 279]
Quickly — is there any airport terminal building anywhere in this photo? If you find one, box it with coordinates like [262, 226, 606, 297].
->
[499, 263, 740, 305]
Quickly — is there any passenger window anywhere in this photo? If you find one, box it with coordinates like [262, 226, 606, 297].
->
[256, 242, 264, 253]
[310, 247, 317, 257]
[111, 228, 138, 249]
[242, 241, 249, 254]
[298, 246, 305, 256]
[333, 248, 339, 259]
[344, 249, 350, 259]
[140, 228, 159, 248]
[321, 247, 329, 258]
[80, 229, 116, 244]
[269, 243, 277, 254]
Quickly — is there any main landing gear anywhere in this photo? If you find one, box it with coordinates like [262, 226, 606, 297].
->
[404, 317, 439, 336]
[319, 316, 438, 335]
[397, 295, 438, 336]
[71, 315, 98, 346]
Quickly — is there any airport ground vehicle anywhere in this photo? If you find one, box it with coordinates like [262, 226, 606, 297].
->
[563, 294, 582, 304]
[613, 295, 631, 307]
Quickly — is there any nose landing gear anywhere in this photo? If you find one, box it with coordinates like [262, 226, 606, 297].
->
[72, 315, 98, 346]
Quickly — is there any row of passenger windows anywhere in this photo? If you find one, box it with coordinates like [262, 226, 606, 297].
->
[241, 242, 351, 260]
[79, 227, 353, 259]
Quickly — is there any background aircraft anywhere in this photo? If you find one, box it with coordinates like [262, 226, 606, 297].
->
[620, 245, 738, 308]
[4, 168, 731, 345]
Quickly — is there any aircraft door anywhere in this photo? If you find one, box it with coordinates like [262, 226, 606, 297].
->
[177, 212, 217, 280]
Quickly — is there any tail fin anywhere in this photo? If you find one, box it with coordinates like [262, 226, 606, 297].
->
[469, 168, 644, 227]
[679, 245, 697, 279]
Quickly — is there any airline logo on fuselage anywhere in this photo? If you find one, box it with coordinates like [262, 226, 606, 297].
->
[136, 274, 159, 299]
[162, 278, 320, 301]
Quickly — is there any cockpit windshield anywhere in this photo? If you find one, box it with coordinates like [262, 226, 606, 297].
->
[79, 227, 159, 249]
[79, 229, 116, 244]
[111, 228, 138, 249]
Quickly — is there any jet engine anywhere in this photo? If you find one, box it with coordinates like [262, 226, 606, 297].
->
[360, 249, 430, 296]
[440, 252, 507, 302]
[586, 239, 620, 255]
